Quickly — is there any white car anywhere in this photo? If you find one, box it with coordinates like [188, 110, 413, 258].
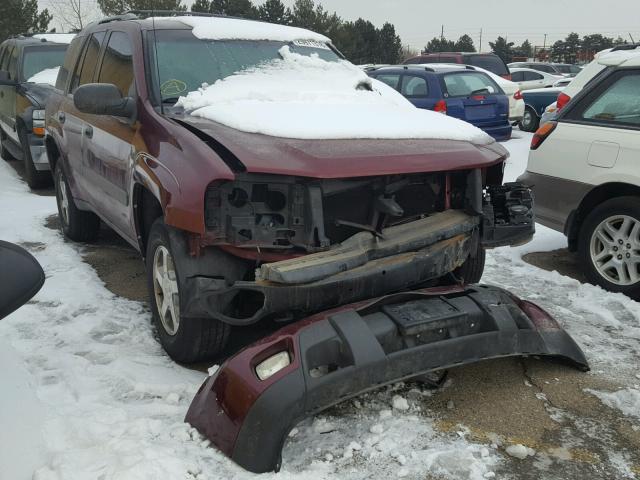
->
[509, 68, 564, 90]
[415, 63, 525, 122]
[518, 50, 640, 296]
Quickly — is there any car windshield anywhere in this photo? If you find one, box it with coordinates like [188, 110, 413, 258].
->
[150, 29, 341, 103]
[442, 72, 502, 97]
[22, 45, 67, 81]
[554, 64, 581, 74]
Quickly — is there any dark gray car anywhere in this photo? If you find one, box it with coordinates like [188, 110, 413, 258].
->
[0, 34, 70, 188]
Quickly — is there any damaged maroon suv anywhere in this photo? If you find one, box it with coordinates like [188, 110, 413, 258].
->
[45, 12, 536, 363]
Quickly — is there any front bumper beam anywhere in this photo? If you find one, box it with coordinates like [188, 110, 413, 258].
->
[182, 211, 478, 325]
[186, 285, 588, 473]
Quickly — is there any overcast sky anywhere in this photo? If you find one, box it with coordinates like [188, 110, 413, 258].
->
[41, 0, 640, 51]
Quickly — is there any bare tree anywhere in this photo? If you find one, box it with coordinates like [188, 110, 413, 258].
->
[49, 0, 99, 31]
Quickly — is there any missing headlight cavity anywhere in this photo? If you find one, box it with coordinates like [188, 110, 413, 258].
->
[205, 171, 474, 252]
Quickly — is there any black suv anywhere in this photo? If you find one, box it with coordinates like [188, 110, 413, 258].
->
[0, 34, 71, 188]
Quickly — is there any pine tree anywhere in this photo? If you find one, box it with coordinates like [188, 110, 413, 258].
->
[0, 0, 52, 42]
[424, 37, 456, 53]
[489, 36, 515, 63]
[377, 23, 402, 64]
[98, 0, 185, 16]
[191, 0, 210, 12]
[455, 34, 475, 52]
[290, 0, 316, 30]
[258, 0, 291, 24]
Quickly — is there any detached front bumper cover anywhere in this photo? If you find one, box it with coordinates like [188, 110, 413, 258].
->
[186, 284, 588, 473]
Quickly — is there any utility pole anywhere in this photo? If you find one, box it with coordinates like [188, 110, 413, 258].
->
[479, 28, 483, 52]
[441, 25, 444, 42]
[541, 34, 547, 62]
[630, 33, 636, 44]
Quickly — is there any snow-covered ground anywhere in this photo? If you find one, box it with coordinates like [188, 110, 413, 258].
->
[1, 132, 639, 480]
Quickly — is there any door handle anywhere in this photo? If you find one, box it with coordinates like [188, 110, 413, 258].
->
[58, 112, 65, 123]
[84, 125, 93, 139]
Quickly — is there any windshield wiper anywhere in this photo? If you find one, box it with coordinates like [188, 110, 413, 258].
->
[162, 97, 180, 104]
[470, 88, 490, 96]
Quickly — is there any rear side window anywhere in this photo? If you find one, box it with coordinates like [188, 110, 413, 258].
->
[581, 72, 640, 126]
[70, 32, 105, 92]
[511, 71, 524, 82]
[404, 57, 423, 65]
[438, 56, 459, 63]
[56, 37, 85, 90]
[97, 31, 134, 97]
[442, 72, 501, 97]
[524, 71, 543, 81]
[531, 64, 555, 74]
[0, 45, 12, 71]
[401, 75, 428, 97]
[375, 73, 401, 90]
[466, 55, 508, 76]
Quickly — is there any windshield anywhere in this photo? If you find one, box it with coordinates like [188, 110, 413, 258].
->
[466, 55, 509, 76]
[150, 29, 341, 103]
[442, 72, 503, 97]
[22, 45, 67, 81]
[555, 64, 581, 74]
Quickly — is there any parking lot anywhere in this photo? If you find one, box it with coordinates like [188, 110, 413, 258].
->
[2, 131, 639, 479]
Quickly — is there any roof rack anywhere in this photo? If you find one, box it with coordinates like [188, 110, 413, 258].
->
[96, 10, 233, 25]
[611, 43, 640, 52]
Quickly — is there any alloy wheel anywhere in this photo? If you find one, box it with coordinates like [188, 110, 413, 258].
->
[153, 245, 180, 335]
[589, 214, 640, 286]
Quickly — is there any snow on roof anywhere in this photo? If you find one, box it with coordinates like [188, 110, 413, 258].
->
[598, 48, 640, 67]
[168, 15, 330, 43]
[32, 33, 75, 44]
[177, 47, 491, 144]
[27, 66, 59, 86]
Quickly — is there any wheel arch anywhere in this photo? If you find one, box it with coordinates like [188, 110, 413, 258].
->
[566, 182, 640, 251]
[133, 183, 164, 258]
[44, 134, 61, 173]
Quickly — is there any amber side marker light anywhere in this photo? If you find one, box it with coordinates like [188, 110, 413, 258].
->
[530, 121, 557, 150]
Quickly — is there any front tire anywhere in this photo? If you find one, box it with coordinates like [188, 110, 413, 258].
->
[578, 196, 640, 298]
[54, 164, 100, 242]
[519, 107, 540, 132]
[19, 128, 51, 189]
[146, 218, 230, 363]
[454, 243, 486, 284]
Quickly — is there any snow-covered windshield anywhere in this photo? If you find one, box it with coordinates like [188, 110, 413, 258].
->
[151, 29, 340, 103]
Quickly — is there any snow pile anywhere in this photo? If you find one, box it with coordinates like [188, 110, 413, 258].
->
[27, 66, 60, 86]
[505, 444, 536, 459]
[33, 33, 75, 44]
[177, 47, 491, 143]
[170, 15, 329, 42]
[587, 388, 640, 419]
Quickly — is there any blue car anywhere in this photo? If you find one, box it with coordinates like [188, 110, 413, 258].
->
[520, 87, 563, 132]
[368, 65, 512, 140]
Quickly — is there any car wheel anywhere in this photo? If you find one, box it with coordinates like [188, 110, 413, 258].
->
[519, 107, 540, 132]
[146, 218, 230, 363]
[578, 196, 640, 298]
[54, 163, 100, 242]
[19, 128, 51, 189]
[454, 243, 486, 284]
[0, 133, 14, 161]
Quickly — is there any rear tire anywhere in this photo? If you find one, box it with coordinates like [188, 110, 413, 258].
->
[146, 218, 230, 363]
[19, 128, 51, 189]
[454, 244, 486, 284]
[54, 163, 100, 242]
[578, 196, 640, 298]
[519, 107, 540, 132]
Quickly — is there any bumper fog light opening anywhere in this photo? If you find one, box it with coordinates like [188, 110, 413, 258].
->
[255, 351, 291, 381]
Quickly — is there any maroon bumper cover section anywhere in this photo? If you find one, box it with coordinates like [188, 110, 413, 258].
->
[186, 284, 588, 473]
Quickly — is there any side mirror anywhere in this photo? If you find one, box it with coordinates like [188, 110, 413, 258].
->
[0, 69, 16, 85]
[73, 83, 135, 119]
[0, 241, 45, 321]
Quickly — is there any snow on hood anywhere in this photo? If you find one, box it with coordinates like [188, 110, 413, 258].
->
[33, 33, 75, 44]
[177, 47, 492, 144]
[27, 66, 59, 86]
[168, 15, 330, 43]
